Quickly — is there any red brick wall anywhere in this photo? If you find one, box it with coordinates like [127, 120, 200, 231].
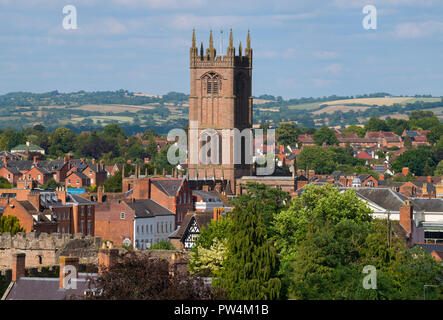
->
[95, 201, 134, 246]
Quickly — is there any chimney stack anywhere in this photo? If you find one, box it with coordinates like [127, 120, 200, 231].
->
[98, 248, 119, 275]
[11, 253, 26, 282]
[399, 200, 414, 240]
[33, 156, 38, 166]
[92, 158, 95, 165]
[3, 155, 7, 167]
[59, 256, 79, 289]
[427, 176, 432, 183]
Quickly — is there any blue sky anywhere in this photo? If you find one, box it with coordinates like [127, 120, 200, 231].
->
[0, 0, 442, 99]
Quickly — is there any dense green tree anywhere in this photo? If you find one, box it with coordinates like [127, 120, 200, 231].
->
[102, 171, 122, 192]
[41, 178, 61, 190]
[276, 122, 299, 146]
[434, 160, 443, 176]
[313, 127, 339, 146]
[48, 127, 76, 155]
[365, 118, 389, 132]
[189, 217, 231, 277]
[273, 185, 443, 300]
[103, 123, 125, 139]
[426, 124, 443, 145]
[391, 147, 438, 176]
[0, 215, 25, 234]
[215, 200, 281, 300]
[0, 177, 12, 189]
[343, 125, 366, 138]
[404, 135, 412, 149]
[297, 146, 336, 174]
[230, 183, 290, 237]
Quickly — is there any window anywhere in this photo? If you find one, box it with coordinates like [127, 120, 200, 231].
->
[80, 207, 84, 216]
[62, 227, 65, 234]
[150, 225, 152, 233]
[170, 222, 172, 232]
[202, 72, 221, 95]
[38, 174, 41, 181]
[137, 225, 139, 234]
[157, 222, 159, 233]
[146, 225, 149, 234]
[76, 180, 79, 185]
[80, 222, 84, 234]
[120, 212, 125, 219]
[68, 179, 71, 184]
[89, 170, 92, 175]
[87, 221, 91, 235]
[141, 225, 144, 234]
[87, 206, 91, 216]
[7, 174, 10, 180]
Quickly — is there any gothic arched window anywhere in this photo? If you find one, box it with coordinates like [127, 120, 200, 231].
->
[202, 72, 222, 96]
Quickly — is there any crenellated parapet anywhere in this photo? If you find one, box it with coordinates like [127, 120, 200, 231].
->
[190, 29, 252, 69]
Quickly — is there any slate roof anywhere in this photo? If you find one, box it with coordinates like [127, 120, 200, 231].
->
[3, 273, 97, 300]
[66, 193, 95, 205]
[373, 165, 387, 174]
[126, 199, 175, 218]
[415, 243, 443, 254]
[67, 171, 89, 180]
[350, 188, 408, 211]
[192, 190, 222, 203]
[151, 179, 183, 197]
[410, 198, 443, 212]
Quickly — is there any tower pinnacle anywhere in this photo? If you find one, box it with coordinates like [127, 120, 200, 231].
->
[192, 28, 196, 48]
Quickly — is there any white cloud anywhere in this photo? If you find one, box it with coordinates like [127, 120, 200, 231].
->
[324, 63, 343, 75]
[314, 51, 340, 60]
[392, 21, 443, 38]
[332, 0, 436, 8]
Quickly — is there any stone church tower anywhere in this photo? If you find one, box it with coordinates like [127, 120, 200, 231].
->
[188, 29, 253, 193]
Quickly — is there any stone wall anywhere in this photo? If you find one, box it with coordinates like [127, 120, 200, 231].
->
[0, 232, 102, 270]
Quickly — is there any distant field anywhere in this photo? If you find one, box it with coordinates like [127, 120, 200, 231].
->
[288, 97, 440, 111]
[73, 104, 156, 113]
[312, 105, 371, 115]
[71, 116, 134, 123]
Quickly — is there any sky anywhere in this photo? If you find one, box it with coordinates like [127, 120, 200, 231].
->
[0, 0, 442, 99]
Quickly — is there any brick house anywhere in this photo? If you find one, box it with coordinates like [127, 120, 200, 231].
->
[66, 160, 107, 186]
[0, 188, 95, 236]
[122, 175, 194, 228]
[95, 198, 175, 248]
[65, 171, 90, 189]
[24, 166, 52, 185]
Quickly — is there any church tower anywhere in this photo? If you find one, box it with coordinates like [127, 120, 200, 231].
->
[188, 29, 253, 193]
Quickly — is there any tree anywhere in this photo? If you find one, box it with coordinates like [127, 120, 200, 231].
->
[149, 240, 175, 250]
[102, 171, 122, 192]
[103, 124, 125, 139]
[189, 215, 231, 277]
[276, 123, 299, 146]
[89, 251, 218, 300]
[343, 125, 366, 138]
[404, 135, 412, 149]
[313, 127, 339, 146]
[297, 146, 336, 174]
[214, 201, 281, 300]
[41, 178, 61, 190]
[0, 177, 12, 189]
[426, 124, 443, 145]
[48, 127, 76, 155]
[230, 183, 290, 237]
[273, 185, 443, 300]
[365, 118, 389, 132]
[391, 147, 438, 176]
[435, 160, 443, 176]
[0, 215, 25, 234]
